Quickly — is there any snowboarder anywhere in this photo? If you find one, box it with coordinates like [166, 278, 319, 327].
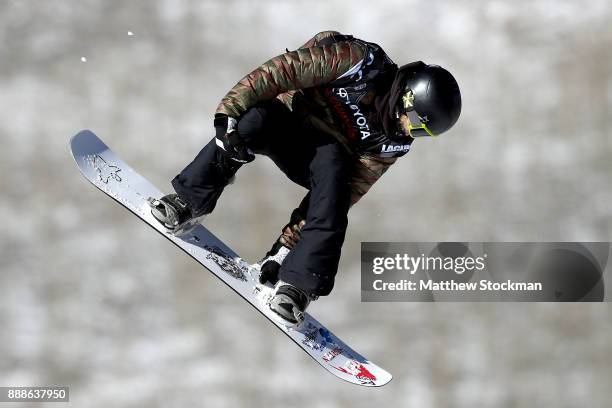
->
[149, 31, 462, 325]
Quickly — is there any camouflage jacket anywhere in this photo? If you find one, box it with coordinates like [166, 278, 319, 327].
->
[216, 31, 407, 205]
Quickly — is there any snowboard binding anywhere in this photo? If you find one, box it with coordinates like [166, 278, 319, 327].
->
[266, 281, 317, 328]
[147, 194, 204, 236]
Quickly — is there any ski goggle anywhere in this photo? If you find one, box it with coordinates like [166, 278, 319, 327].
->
[397, 91, 437, 138]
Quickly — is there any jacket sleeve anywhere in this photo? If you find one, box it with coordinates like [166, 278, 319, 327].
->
[349, 156, 397, 206]
[216, 38, 366, 118]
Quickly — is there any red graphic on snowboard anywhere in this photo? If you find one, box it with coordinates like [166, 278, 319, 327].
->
[332, 359, 377, 384]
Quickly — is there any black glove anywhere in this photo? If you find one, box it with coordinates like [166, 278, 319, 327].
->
[259, 260, 281, 285]
[214, 114, 255, 164]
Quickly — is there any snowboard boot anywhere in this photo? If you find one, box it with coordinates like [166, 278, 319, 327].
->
[268, 280, 316, 326]
[147, 193, 204, 235]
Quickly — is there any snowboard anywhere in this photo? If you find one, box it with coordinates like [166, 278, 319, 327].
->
[70, 130, 392, 387]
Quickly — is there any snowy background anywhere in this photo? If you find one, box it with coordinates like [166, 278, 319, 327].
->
[1, 0, 612, 407]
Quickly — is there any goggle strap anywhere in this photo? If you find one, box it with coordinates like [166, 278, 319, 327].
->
[406, 110, 423, 126]
[405, 110, 436, 138]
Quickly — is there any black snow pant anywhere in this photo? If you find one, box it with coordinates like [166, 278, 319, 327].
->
[172, 100, 351, 296]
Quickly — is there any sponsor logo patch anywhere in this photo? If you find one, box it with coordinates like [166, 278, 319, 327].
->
[381, 144, 411, 153]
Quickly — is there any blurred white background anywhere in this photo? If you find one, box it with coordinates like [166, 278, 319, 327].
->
[1, 1, 611, 407]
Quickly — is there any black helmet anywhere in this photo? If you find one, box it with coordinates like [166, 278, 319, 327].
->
[396, 61, 461, 137]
